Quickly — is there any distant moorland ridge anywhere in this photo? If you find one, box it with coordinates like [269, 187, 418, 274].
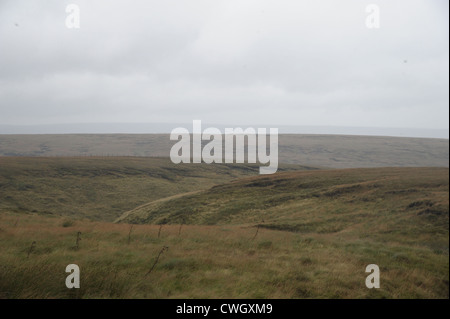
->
[0, 134, 448, 168]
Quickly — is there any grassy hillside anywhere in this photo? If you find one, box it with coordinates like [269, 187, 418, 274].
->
[112, 167, 449, 298]
[0, 159, 447, 298]
[0, 157, 314, 221]
[118, 167, 449, 234]
[1, 134, 448, 168]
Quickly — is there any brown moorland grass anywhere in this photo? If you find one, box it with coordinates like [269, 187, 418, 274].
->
[118, 167, 449, 236]
[0, 171, 449, 298]
[0, 156, 313, 221]
[0, 167, 448, 299]
[0, 213, 447, 299]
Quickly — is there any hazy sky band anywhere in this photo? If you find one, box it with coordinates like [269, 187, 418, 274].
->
[0, 0, 448, 132]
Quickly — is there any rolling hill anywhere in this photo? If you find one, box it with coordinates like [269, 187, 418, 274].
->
[0, 135, 448, 298]
[0, 166, 447, 298]
[0, 156, 315, 221]
[117, 167, 449, 237]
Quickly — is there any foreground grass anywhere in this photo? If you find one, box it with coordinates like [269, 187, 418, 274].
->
[0, 212, 447, 299]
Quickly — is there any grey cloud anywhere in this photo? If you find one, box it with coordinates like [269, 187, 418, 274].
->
[0, 0, 448, 134]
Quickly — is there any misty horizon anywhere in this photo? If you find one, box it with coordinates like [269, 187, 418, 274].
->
[0, 122, 448, 139]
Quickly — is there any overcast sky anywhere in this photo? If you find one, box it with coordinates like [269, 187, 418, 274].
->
[0, 0, 448, 136]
